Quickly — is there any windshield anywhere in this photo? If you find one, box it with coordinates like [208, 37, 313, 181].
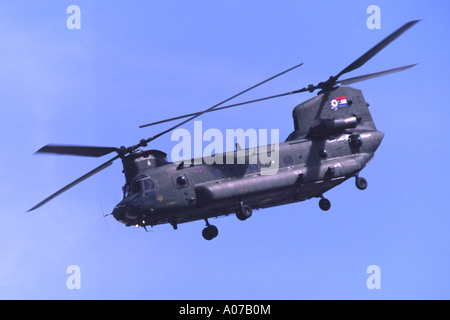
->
[123, 175, 155, 198]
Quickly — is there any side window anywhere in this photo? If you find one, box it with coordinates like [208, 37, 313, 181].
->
[176, 176, 187, 187]
[172, 175, 189, 189]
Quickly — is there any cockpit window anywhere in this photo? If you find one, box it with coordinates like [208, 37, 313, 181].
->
[143, 179, 155, 191]
[131, 193, 142, 206]
[145, 191, 156, 203]
[124, 175, 155, 198]
[130, 181, 141, 194]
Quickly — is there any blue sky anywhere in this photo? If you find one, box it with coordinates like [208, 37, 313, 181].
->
[1, 1, 449, 299]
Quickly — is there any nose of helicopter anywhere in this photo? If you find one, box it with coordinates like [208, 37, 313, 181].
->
[111, 194, 146, 225]
[112, 203, 128, 223]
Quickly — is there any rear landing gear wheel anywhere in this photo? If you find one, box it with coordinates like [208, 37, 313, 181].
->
[202, 219, 218, 240]
[319, 198, 331, 211]
[236, 204, 252, 221]
[356, 176, 368, 190]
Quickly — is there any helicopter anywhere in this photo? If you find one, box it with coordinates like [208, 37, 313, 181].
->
[28, 20, 419, 240]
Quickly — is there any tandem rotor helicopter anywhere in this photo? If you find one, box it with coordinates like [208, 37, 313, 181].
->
[29, 21, 419, 240]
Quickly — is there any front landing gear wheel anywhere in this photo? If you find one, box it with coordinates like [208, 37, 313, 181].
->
[356, 176, 368, 190]
[202, 225, 218, 240]
[202, 219, 218, 240]
[319, 198, 331, 211]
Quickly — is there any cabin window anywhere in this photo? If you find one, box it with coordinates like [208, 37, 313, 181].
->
[176, 175, 187, 187]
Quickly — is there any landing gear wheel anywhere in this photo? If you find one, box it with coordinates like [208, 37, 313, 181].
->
[236, 204, 252, 221]
[356, 176, 368, 190]
[202, 225, 218, 240]
[319, 198, 331, 211]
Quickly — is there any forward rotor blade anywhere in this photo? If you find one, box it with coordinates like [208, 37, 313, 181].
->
[27, 155, 119, 212]
[334, 20, 420, 80]
[36, 144, 119, 158]
[338, 63, 418, 85]
[137, 62, 303, 134]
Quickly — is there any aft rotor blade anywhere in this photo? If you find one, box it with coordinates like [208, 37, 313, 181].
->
[334, 20, 420, 80]
[338, 63, 418, 85]
[139, 89, 307, 128]
[27, 155, 119, 212]
[36, 144, 119, 158]
[137, 62, 303, 134]
[139, 63, 419, 129]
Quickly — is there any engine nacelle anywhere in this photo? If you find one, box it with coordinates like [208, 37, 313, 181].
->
[308, 116, 358, 137]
